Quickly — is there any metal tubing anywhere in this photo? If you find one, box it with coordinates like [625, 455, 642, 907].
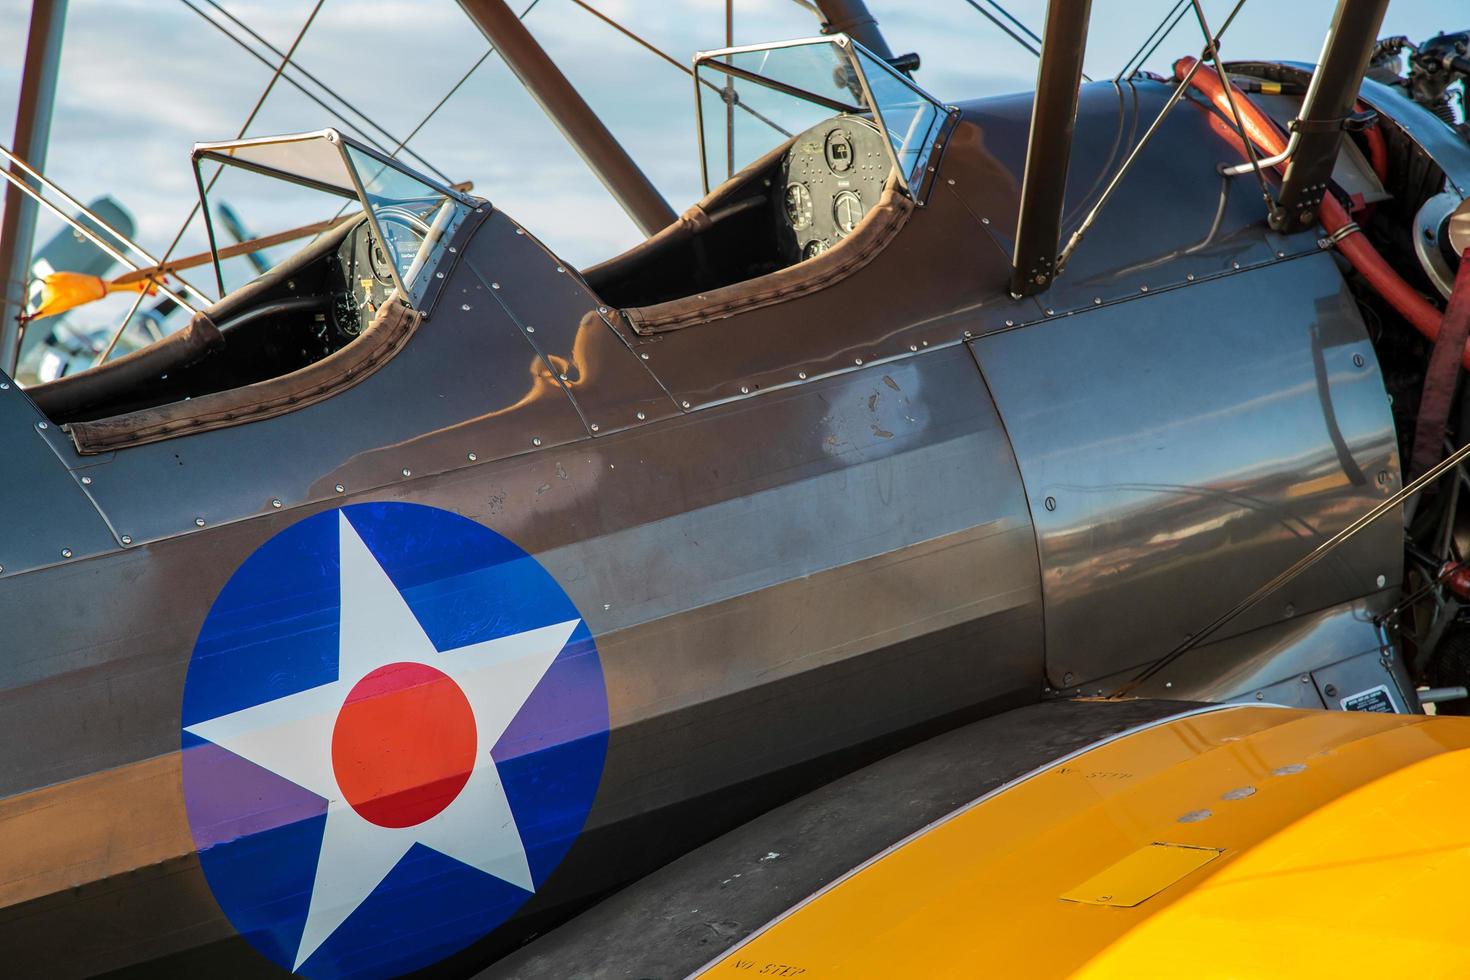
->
[812, 0, 897, 62]
[455, 0, 675, 238]
[0, 165, 197, 314]
[1009, 0, 1092, 297]
[1273, 0, 1391, 231]
[0, 0, 68, 374]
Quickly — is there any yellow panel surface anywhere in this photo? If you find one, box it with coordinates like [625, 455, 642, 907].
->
[1059, 842, 1221, 907]
[698, 705, 1470, 979]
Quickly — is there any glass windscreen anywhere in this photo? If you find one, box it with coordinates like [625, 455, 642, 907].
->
[344, 144, 468, 302]
[853, 48, 944, 183]
[195, 133, 470, 306]
[695, 38, 943, 193]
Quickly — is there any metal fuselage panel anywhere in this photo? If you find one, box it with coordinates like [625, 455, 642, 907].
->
[973, 253, 1400, 688]
[0, 72, 1419, 976]
[0, 220, 1040, 973]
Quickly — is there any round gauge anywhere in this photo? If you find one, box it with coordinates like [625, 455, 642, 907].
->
[802, 239, 831, 260]
[784, 182, 814, 231]
[832, 190, 864, 236]
[824, 129, 855, 173]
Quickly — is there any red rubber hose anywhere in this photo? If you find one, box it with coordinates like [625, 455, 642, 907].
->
[1174, 57, 1463, 368]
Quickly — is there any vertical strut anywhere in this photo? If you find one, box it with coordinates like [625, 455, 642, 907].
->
[1272, 0, 1390, 231]
[1010, 0, 1092, 298]
[455, 0, 675, 238]
[0, 0, 69, 374]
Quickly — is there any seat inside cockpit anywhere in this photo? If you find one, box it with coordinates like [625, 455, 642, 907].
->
[583, 35, 945, 324]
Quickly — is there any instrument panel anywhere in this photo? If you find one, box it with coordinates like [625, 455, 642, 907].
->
[777, 116, 892, 265]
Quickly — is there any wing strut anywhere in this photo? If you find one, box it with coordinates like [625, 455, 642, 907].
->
[0, 0, 68, 374]
[1009, 0, 1092, 298]
[456, 0, 676, 238]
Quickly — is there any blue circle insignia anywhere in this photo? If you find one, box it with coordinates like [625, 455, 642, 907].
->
[180, 502, 609, 979]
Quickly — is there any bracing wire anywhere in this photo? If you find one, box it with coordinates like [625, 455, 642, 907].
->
[99, 0, 325, 364]
[959, 0, 1092, 82]
[199, 0, 451, 183]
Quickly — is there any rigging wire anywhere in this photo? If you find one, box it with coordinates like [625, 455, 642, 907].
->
[99, 0, 325, 364]
[1116, 0, 1189, 81]
[564, 0, 790, 138]
[177, 0, 413, 174]
[958, 0, 1092, 83]
[198, 0, 451, 184]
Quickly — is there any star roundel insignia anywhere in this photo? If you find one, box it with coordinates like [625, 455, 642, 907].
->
[180, 503, 609, 979]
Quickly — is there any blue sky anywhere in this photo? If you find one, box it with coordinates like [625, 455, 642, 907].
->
[0, 0, 1457, 329]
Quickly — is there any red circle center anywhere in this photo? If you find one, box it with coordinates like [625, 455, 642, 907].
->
[331, 662, 477, 828]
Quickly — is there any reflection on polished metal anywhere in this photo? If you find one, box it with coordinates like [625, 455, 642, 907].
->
[0, 0, 67, 372]
[455, 0, 675, 237]
[1009, 0, 1091, 296]
[1120, 434, 1470, 697]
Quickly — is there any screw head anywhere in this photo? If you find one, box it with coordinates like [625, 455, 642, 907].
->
[36, 420, 47, 430]
[467, 452, 477, 461]
[335, 484, 346, 494]
[681, 400, 691, 409]
[195, 517, 206, 527]
[636, 411, 646, 421]
[1005, 319, 1015, 327]
[271, 498, 282, 508]
[558, 373, 568, 381]
[1376, 574, 1387, 588]
[1231, 261, 1241, 270]
[640, 352, 649, 360]
[61, 548, 72, 559]
[532, 437, 543, 446]
[462, 304, 472, 311]
[525, 325, 535, 333]
[598, 307, 608, 314]
[854, 358, 864, 366]
[81, 476, 92, 485]
[436, 271, 445, 279]
[491, 282, 500, 290]
[556, 266, 566, 273]
[797, 371, 807, 380]
[121, 535, 132, 545]
[590, 424, 600, 433]
[1324, 683, 1338, 697]
[1186, 273, 1196, 281]
[1353, 353, 1365, 368]
[0, 382, 8, 390]
[740, 386, 750, 394]
[401, 468, 412, 477]
[1062, 672, 1075, 686]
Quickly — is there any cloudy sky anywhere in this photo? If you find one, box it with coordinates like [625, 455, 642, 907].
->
[0, 0, 1455, 330]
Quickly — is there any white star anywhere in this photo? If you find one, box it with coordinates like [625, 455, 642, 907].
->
[186, 512, 578, 971]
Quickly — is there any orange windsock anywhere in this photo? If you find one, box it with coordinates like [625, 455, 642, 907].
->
[25, 271, 157, 323]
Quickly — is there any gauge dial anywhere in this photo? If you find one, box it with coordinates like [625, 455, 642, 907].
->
[832, 190, 864, 236]
[802, 239, 831, 260]
[785, 182, 814, 231]
[824, 129, 855, 174]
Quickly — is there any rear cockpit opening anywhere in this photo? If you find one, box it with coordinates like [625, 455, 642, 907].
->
[27, 130, 473, 435]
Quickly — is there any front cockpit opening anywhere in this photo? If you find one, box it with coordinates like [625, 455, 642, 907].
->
[582, 35, 945, 325]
